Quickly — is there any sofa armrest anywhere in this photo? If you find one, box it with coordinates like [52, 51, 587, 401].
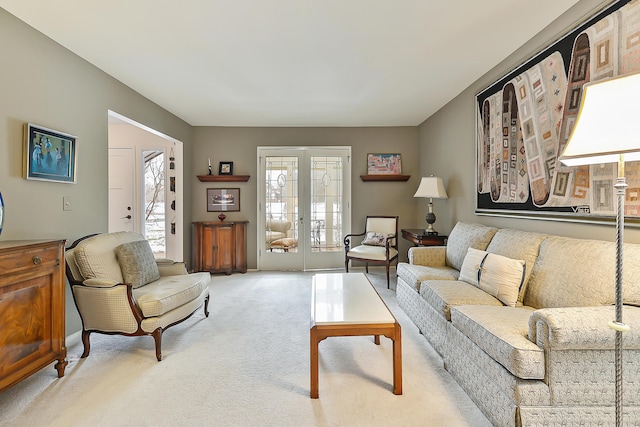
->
[408, 246, 446, 267]
[83, 278, 121, 288]
[71, 283, 141, 333]
[156, 260, 188, 276]
[529, 305, 640, 350]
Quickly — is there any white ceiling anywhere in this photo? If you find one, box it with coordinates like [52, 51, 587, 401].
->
[0, 1, 581, 127]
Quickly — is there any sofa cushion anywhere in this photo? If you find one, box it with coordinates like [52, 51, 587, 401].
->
[116, 240, 160, 288]
[459, 248, 526, 307]
[524, 236, 640, 308]
[133, 272, 210, 317]
[419, 280, 503, 321]
[445, 222, 498, 271]
[397, 262, 459, 292]
[347, 245, 398, 261]
[485, 229, 546, 304]
[267, 219, 291, 233]
[451, 305, 544, 380]
[270, 237, 298, 249]
[266, 230, 287, 242]
[74, 231, 145, 283]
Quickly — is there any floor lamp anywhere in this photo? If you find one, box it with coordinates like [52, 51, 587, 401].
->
[559, 72, 640, 427]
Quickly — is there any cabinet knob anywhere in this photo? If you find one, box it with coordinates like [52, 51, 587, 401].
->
[32, 255, 42, 265]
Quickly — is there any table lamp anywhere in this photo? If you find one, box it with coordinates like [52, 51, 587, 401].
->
[413, 176, 448, 235]
[558, 72, 640, 427]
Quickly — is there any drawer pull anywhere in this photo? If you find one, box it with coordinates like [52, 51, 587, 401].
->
[32, 255, 42, 265]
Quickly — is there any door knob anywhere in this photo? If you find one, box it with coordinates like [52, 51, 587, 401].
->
[122, 215, 132, 219]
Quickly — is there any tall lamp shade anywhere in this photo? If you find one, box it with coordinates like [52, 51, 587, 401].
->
[559, 72, 640, 427]
[413, 176, 448, 235]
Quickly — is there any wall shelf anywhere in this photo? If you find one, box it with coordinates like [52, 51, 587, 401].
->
[197, 175, 250, 182]
[360, 174, 410, 182]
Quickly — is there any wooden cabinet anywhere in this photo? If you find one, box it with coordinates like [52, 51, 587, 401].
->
[0, 240, 67, 393]
[193, 221, 248, 274]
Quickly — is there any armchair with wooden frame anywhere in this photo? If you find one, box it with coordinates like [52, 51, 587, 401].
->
[344, 215, 399, 288]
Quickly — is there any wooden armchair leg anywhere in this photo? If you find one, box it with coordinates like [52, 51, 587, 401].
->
[81, 330, 91, 358]
[152, 328, 163, 361]
[385, 264, 390, 289]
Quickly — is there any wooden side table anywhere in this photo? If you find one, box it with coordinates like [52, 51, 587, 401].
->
[401, 229, 447, 246]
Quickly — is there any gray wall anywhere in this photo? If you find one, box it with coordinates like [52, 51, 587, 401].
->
[0, 9, 194, 335]
[417, 0, 640, 245]
[191, 126, 419, 268]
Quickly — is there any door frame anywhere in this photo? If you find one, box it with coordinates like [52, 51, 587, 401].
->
[107, 110, 184, 261]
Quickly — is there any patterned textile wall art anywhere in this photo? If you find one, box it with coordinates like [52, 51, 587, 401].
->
[475, 0, 640, 225]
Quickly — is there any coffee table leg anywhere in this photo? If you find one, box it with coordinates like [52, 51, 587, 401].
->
[374, 335, 380, 345]
[392, 323, 402, 395]
[310, 326, 319, 398]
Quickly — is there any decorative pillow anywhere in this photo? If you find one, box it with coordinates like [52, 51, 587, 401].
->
[362, 232, 388, 246]
[115, 240, 160, 288]
[459, 248, 526, 307]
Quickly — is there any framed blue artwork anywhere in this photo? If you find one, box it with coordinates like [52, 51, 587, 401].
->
[24, 123, 77, 184]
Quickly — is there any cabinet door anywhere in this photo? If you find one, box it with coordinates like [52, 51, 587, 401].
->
[199, 225, 216, 271]
[0, 241, 66, 393]
[214, 225, 234, 273]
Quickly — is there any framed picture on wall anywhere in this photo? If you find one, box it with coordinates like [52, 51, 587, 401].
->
[24, 123, 77, 183]
[207, 188, 240, 212]
[367, 153, 402, 175]
[475, 0, 640, 226]
[219, 161, 233, 175]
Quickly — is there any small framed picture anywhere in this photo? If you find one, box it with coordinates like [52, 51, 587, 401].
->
[207, 188, 240, 212]
[367, 153, 402, 175]
[24, 123, 77, 183]
[219, 161, 233, 175]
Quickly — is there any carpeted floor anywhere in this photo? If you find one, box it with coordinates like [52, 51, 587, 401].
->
[0, 269, 492, 427]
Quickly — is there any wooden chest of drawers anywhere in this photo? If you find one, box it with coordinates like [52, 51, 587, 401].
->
[0, 240, 67, 393]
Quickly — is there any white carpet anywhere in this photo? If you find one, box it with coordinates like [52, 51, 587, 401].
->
[0, 270, 492, 426]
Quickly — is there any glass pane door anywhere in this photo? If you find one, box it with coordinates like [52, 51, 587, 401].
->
[258, 147, 350, 271]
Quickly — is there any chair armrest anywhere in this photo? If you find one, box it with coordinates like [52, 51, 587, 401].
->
[83, 278, 122, 288]
[408, 246, 446, 267]
[343, 232, 366, 250]
[529, 306, 640, 350]
[156, 260, 188, 276]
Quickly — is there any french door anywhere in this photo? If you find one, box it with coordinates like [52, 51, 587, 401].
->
[257, 147, 351, 270]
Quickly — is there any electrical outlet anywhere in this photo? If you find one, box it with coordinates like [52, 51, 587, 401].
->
[63, 196, 72, 211]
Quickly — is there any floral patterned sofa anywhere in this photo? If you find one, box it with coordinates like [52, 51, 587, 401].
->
[396, 222, 640, 427]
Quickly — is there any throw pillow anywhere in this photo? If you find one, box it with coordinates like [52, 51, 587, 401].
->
[116, 240, 160, 288]
[459, 248, 526, 307]
[362, 232, 388, 246]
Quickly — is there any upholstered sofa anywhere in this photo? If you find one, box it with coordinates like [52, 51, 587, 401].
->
[266, 218, 292, 243]
[266, 218, 298, 251]
[396, 222, 640, 427]
[65, 231, 210, 361]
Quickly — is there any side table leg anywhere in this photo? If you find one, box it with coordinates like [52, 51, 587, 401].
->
[310, 326, 319, 399]
[392, 323, 403, 395]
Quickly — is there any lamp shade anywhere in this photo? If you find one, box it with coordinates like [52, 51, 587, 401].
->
[559, 72, 640, 167]
[413, 177, 448, 199]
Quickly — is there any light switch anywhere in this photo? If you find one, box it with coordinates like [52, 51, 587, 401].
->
[63, 196, 72, 211]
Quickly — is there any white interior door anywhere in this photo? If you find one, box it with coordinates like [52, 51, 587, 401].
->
[258, 147, 351, 271]
[109, 148, 135, 232]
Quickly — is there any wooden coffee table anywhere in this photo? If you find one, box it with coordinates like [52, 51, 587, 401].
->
[310, 272, 402, 398]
